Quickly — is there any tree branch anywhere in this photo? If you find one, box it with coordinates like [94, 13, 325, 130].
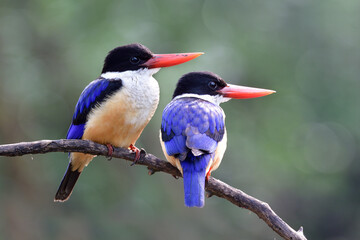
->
[0, 139, 306, 240]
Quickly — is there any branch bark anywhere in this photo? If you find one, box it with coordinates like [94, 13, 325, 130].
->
[0, 139, 306, 240]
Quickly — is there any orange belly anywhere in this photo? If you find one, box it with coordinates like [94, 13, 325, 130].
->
[71, 88, 158, 172]
[83, 88, 155, 147]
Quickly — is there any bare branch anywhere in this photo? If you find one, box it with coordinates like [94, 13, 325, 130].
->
[0, 139, 306, 240]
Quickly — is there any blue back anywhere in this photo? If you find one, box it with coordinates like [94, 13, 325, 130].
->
[161, 97, 225, 207]
[161, 97, 225, 158]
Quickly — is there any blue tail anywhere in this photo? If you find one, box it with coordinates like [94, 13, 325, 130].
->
[180, 152, 212, 208]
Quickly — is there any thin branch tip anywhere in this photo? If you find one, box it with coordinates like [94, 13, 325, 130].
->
[205, 191, 214, 198]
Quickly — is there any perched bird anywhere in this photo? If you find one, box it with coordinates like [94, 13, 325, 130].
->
[54, 43, 203, 202]
[160, 72, 275, 207]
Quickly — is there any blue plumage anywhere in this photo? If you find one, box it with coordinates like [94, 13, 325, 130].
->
[66, 124, 85, 139]
[56, 78, 122, 202]
[186, 134, 218, 153]
[161, 97, 224, 154]
[67, 78, 123, 140]
[161, 97, 225, 207]
[164, 135, 187, 157]
[55, 43, 205, 202]
[160, 71, 274, 207]
[181, 152, 212, 207]
[72, 79, 122, 125]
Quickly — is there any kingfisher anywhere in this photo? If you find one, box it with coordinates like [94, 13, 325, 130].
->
[160, 71, 275, 207]
[54, 43, 203, 202]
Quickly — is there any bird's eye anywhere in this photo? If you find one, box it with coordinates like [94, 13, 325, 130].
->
[130, 56, 140, 64]
[208, 81, 218, 90]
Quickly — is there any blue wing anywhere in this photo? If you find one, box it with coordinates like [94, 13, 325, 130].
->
[67, 124, 85, 139]
[161, 97, 225, 159]
[66, 78, 123, 139]
[161, 97, 225, 207]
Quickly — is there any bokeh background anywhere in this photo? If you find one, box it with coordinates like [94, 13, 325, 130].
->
[0, 0, 359, 239]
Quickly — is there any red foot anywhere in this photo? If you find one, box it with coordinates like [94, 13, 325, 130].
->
[206, 166, 213, 181]
[129, 144, 140, 165]
[106, 144, 114, 160]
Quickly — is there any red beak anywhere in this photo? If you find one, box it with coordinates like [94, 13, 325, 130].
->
[142, 52, 204, 68]
[218, 84, 276, 99]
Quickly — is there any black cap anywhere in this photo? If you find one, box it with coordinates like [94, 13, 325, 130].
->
[173, 71, 227, 99]
[101, 43, 153, 73]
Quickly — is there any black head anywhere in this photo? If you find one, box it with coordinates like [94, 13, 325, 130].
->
[101, 43, 154, 73]
[172, 71, 228, 98]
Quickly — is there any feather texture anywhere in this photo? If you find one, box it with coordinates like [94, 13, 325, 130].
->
[66, 124, 85, 140]
[181, 152, 212, 207]
[72, 78, 123, 126]
[56, 78, 123, 201]
[161, 97, 225, 156]
[161, 97, 226, 207]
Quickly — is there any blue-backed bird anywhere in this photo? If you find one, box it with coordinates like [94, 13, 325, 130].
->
[160, 71, 275, 207]
[54, 43, 203, 202]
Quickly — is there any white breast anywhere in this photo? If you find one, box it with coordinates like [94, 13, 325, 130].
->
[83, 68, 160, 146]
[118, 69, 160, 126]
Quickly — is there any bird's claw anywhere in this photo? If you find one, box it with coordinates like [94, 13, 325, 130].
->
[206, 167, 213, 181]
[172, 175, 179, 179]
[129, 144, 140, 166]
[106, 144, 114, 161]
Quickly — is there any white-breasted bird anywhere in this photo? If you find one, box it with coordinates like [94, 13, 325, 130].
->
[160, 71, 275, 207]
[55, 43, 203, 202]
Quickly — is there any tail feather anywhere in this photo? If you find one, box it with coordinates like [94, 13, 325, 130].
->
[54, 163, 81, 202]
[180, 153, 211, 208]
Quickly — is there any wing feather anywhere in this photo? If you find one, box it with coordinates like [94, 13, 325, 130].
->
[67, 78, 123, 139]
[161, 97, 225, 159]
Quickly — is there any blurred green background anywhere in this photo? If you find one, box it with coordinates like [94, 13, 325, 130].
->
[0, 0, 359, 239]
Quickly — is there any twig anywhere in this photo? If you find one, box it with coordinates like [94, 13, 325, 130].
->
[0, 139, 307, 240]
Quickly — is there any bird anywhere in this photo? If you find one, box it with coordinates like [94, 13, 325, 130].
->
[54, 43, 203, 202]
[160, 71, 275, 207]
